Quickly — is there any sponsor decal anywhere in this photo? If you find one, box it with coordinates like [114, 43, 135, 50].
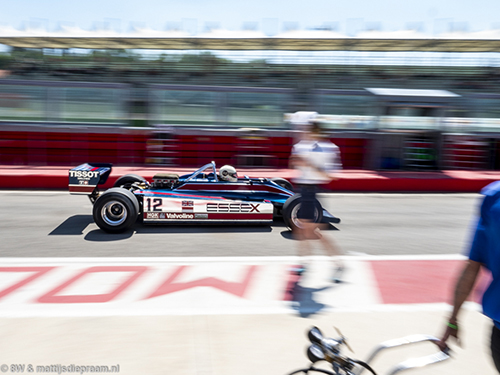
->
[182, 200, 194, 212]
[166, 213, 194, 219]
[206, 202, 260, 213]
[195, 213, 208, 219]
[146, 212, 195, 220]
[69, 170, 100, 179]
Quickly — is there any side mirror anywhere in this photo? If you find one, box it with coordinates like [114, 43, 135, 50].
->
[308, 326, 324, 345]
[307, 344, 325, 363]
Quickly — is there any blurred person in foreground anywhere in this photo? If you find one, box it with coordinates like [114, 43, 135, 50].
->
[438, 181, 500, 372]
[289, 112, 345, 283]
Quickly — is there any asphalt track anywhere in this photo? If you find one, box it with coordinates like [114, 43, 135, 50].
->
[1, 191, 498, 375]
[0, 191, 481, 257]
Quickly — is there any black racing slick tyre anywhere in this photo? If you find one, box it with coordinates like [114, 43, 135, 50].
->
[282, 194, 323, 232]
[93, 188, 139, 233]
[271, 177, 294, 192]
[113, 174, 146, 189]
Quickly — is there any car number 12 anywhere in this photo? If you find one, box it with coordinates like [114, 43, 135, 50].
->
[145, 198, 162, 212]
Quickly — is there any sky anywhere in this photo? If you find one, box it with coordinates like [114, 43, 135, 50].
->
[1, 0, 500, 36]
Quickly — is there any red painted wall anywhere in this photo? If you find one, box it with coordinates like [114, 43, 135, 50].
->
[0, 129, 368, 169]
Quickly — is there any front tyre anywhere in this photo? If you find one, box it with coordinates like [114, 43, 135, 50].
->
[282, 194, 323, 231]
[93, 188, 139, 233]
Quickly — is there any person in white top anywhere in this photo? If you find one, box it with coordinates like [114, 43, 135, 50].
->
[291, 134, 342, 185]
[289, 117, 345, 282]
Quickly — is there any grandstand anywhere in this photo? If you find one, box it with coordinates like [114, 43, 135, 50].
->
[2, 28, 500, 94]
[1, 29, 500, 171]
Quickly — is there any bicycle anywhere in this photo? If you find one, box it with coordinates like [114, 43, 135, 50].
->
[287, 326, 451, 375]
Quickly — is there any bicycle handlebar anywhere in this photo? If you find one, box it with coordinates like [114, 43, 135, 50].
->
[357, 334, 450, 375]
[296, 327, 451, 375]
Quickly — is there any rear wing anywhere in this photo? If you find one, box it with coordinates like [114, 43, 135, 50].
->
[69, 163, 112, 195]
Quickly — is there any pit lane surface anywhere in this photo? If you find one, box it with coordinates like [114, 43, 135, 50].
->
[1, 191, 497, 375]
[0, 191, 480, 257]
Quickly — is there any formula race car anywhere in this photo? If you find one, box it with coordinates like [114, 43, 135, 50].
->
[68, 161, 340, 233]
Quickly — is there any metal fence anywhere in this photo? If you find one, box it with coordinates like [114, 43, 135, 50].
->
[3, 80, 500, 131]
[0, 80, 128, 125]
[149, 84, 293, 127]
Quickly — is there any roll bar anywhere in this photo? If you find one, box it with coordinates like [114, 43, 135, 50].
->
[184, 161, 218, 183]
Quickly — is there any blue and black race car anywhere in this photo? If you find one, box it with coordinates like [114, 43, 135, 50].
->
[69, 161, 340, 233]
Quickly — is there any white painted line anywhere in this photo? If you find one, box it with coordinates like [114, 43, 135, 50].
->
[347, 254, 468, 261]
[0, 302, 480, 318]
[0, 254, 467, 264]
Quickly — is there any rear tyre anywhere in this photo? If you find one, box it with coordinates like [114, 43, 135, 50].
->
[271, 177, 294, 192]
[113, 174, 146, 189]
[93, 188, 139, 233]
[282, 194, 323, 231]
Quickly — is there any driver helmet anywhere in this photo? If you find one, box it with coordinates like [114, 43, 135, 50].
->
[219, 165, 238, 182]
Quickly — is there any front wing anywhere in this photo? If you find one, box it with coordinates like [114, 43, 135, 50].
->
[138, 192, 274, 224]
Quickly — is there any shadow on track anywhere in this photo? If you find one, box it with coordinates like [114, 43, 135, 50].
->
[51, 215, 283, 242]
[134, 224, 273, 234]
[287, 277, 347, 318]
[49, 215, 94, 235]
[289, 282, 331, 318]
[280, 223, 339, 241]
[85, 230, 134, 242]
[83, 224, 274, 241]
